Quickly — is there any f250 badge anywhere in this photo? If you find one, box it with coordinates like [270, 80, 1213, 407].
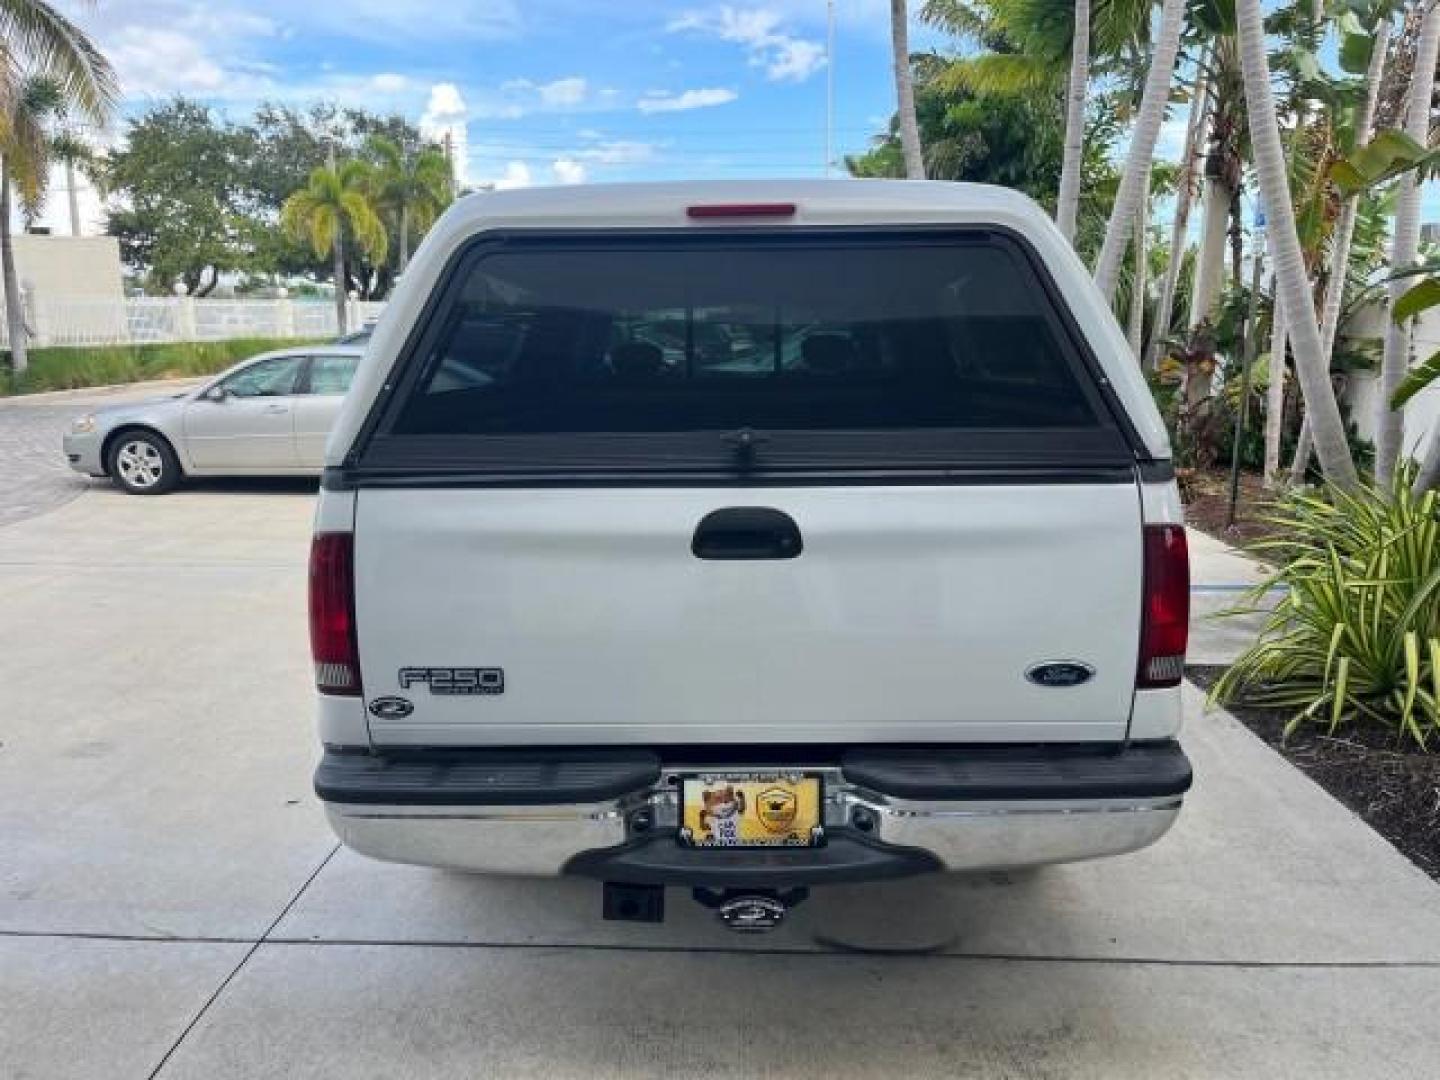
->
[398, 667, 505, 696]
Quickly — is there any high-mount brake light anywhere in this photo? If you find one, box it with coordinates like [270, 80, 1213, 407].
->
[686, 203, 797, 219]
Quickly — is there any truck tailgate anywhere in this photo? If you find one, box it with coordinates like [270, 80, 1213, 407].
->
[355, 482, 1141, 746]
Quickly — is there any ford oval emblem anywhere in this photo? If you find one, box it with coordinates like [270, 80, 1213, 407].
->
[1025, 661, 1095, 688]
[368, 695, 414, 719]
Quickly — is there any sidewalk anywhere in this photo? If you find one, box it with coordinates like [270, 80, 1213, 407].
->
[1186, 526, 1276, 665]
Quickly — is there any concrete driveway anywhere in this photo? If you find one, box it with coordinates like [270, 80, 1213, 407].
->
[2, 431, 1439, 1076]
[0, 379, 204, 527]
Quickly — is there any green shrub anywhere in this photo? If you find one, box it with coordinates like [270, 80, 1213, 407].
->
[0, 337, 325, 396]
[1211, 470, 1440, 748]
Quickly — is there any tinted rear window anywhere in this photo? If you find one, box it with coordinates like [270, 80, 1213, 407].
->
[390, 240, 1099, 436]
[360, 232, 1133, 478]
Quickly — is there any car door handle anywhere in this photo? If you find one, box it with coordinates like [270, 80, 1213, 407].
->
[692, 507, 803, 560]
[262, 404, 290, 414]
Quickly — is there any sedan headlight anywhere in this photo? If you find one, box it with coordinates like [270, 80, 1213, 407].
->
[70, 414, 97, 434]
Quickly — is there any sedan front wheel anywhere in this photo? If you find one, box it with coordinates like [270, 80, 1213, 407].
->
[108, 431, 180, 495]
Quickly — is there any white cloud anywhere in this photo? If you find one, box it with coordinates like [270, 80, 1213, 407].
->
[422, 82, 468, 127]
[573, 140, 657, 165]
[538, 76, 588, 107]
[107, 27, 237, 97]
[286, 0, 522, 44]
[421, 83, 468, 185]
[637, 87, 738, 113]
[669, 6, 827, 83]
[369, 73, 408, 93]
[490, 161, 533, 190]
[552, 158, 587, 184]
[498, 75, 590, 113]
[766, 37, 825, 81]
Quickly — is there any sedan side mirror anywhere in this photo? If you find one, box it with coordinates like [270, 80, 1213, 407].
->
[203, 385, 231, 403]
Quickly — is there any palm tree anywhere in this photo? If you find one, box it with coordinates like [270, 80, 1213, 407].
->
[1234, 0, 1357, 488]
[1092, 0, 1187, 304]
[281, 158, 388, 335]
[0, 1, 116, 375]
[891, 0, 926, 178]
[1055, 0, 1090, 241]
[51, 128, 98, 236]
[365, 135, 452, 274]
[1126, 188, 1148, 356]
[2, 77, 67, 375]
[1289, 10, 1395, 486]
[0, 2, 114, 116]
[1376, 0, 1440, 487]
[1187, 38, 1245, 331]
[1262, 285, 1287, 485]
[1146, 56, 1209, 367]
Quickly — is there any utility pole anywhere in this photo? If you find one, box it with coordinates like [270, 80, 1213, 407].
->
[825, 0, 835, 176]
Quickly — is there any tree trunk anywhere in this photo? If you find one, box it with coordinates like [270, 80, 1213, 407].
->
[1288, 416, 1313, 484]
[1147, 61, 1209, 368]
[193, 266, 218, 298]
[1377, 1, 1440, 487]
[333, 233, 348, 336]
[1228, 185, 1244, 292]
[399, 202, 410, 273]
[1093, 0, 1187, 304]
[1189, 177, 1232, 327]
[1235, 0, 1358, 488]
[1, 170, 29, 376]
[1294, 16, 1392, 487]
[65, 158, 81, 237]
[1415, 424, 1440, 493]
[1127, 183, 1149, 359]
[1263, 288, 1287, 485]
[891, 0, 925, 179]
[1055, 0, 1090, 242]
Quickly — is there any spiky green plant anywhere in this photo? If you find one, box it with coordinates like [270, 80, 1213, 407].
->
[1211, 470, 1440, 748]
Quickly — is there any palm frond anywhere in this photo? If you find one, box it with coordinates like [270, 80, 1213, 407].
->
[0, 0, 117, 124]
[935, 51, 1061, 97]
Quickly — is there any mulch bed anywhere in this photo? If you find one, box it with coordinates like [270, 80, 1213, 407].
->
[1180, 467, 1285, 549]
[1187, 665, 1440, 882]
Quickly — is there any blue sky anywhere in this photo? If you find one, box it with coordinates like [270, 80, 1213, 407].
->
[69, 1, 919, 191]
[49, 1, 1438, 227]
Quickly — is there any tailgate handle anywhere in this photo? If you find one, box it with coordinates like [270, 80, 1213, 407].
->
[692, 507, 803, 560]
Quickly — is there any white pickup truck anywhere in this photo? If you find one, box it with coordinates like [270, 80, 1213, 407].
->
[310, 180, 1191, 931]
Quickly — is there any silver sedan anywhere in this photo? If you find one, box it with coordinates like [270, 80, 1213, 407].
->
[63, 345, 365, 494]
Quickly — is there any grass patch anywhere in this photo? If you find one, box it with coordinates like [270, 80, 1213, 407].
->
[0, 338, 326, 396]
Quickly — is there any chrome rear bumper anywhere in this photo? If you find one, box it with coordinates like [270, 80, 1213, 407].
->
[322, 760, 1184, 880]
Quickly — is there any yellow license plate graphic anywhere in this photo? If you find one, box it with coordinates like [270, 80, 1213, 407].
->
[679, 773, 823, 848]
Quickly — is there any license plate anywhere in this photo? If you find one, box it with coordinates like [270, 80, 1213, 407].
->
[678, 772, 823, 848]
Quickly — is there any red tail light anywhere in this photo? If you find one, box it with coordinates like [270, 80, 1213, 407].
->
[309, 532, 360, 696]
[1138, 525, 1189, 689]
[687, 202, 796, 218]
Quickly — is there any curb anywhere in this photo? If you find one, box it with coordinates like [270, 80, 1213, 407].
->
[0, 376, 204, 406]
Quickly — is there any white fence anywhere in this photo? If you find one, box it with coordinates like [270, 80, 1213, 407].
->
[0, 295, 387, 348]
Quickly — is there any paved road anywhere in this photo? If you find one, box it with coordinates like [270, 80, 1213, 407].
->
[0, 381, 201, 527]
[1, 485, 1436, 1078]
